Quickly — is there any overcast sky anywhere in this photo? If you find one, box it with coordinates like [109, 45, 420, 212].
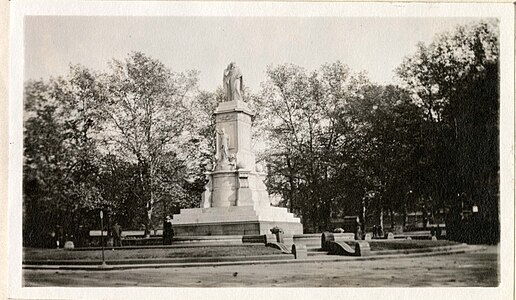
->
[25, 16, 480, 92]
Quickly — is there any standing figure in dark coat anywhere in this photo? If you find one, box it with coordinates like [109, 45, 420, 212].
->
[163, 216, 174, 245]
[112, 222, 123, 247]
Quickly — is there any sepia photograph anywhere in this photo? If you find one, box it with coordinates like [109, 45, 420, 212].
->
[7, 1, 514, 299]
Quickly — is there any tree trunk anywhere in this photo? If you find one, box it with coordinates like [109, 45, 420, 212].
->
[362, 199, 367, 231]
[389, 207, 394, 230]
[403, 202, 408, 230]
[422, 199, 428, 229]
[286, 156, 295, 213]
[146, 163, 155, 238]
[379, 206, 384, 229]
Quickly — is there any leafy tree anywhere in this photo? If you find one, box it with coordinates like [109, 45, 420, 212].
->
[259, 61, 431, 233]
[397, 20, 499, 243]
[96, 52, 200, 233]
[23, 20, 498, 244]
[23, 66, 106, 246]
[23, 52, 209, 245]
[260, 62, 371, 232]
[346, 84, 426, 229]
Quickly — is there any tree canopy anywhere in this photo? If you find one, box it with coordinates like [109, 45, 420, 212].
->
[23, 20, 499, 245]
[397, 20, 499, 242]
[24, 53, 212, 244]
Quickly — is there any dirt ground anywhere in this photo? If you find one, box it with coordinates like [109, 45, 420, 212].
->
[23, 245, 498, 287]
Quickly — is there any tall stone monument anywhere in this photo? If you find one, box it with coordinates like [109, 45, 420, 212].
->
[171, 62, 303, 236]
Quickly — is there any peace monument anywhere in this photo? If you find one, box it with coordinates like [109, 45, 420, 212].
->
[171, 62, 303, 236]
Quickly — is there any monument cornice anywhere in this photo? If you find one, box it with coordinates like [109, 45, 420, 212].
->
[214, 100, 255, 117]
[205, 169, 267, 176]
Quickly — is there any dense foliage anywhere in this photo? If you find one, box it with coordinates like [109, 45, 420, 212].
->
[259, 63, 427, 232]
[24, 53, 214, 245]
[397, 20, 499, 243]
[23, 21, 499, 246]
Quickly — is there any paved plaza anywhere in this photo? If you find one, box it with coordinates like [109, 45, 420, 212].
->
[23, 245, 498, 287]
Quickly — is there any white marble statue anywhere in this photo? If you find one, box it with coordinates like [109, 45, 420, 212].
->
[200, 175, 212, 208]
[223, 62, 243, 102]
[217, 128, 230, 162]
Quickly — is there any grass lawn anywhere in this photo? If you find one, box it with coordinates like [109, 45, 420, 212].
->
[367, 240, 459, 251]
[24, 245, 283, 261]
[24, 240, 460, 261]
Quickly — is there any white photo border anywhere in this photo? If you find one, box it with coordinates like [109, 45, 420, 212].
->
[8, 1, 515, 299]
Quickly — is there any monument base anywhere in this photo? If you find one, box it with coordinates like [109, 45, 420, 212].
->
[171, 206, 303, 236]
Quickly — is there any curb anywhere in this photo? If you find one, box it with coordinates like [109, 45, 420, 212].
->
[367, 243, 470, 256]
[70, 243, 265, 251]
[23, 254, 292, 266]
[23, 245, 485, 271]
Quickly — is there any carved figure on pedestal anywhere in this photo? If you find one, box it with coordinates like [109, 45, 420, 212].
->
[200, 175, 212, 208]
[223, 62, 243, 102]
[217, 128, 230, 162]
[228, 153, 236, 169]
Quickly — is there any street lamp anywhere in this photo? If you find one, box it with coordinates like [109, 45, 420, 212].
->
[99, 210, 108, 269]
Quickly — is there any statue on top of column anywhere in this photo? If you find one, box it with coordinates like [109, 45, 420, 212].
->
[223, 62, 243, 102]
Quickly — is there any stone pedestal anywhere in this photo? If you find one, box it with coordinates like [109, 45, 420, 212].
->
[171, 206, 303, 236]
[171, 98, 303, 236]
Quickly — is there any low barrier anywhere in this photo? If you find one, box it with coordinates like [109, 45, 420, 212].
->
[327, 241, 371, 257]
[291, 244, 308, 259]
[293, 234, 323, 249]
[266, 242, 292, 254]
[321, 232, 355, 251]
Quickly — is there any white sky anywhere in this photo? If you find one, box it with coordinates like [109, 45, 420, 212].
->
[25, 16, 481, 92]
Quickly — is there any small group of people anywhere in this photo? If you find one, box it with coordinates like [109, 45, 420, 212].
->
[372, 225, 384, 238]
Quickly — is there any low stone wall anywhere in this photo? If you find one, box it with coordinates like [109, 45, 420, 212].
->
[291, 244, 308, 259]
[89, 230, 163, 237]
[121, 237, 162, 246]
[173, 235, 245, 245]
[83, 232, 360, 249]
[293, 234, 323, 249]
[321, 232, 355, 251]
[328, 241, 371, 256]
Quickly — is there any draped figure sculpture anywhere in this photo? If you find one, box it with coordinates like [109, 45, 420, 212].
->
[223, 62, 243, 102]
[217, 128, 230, 162]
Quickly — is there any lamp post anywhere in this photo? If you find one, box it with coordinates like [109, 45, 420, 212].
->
[471, 204, 479, 243]
[99, 210, 108, 268]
